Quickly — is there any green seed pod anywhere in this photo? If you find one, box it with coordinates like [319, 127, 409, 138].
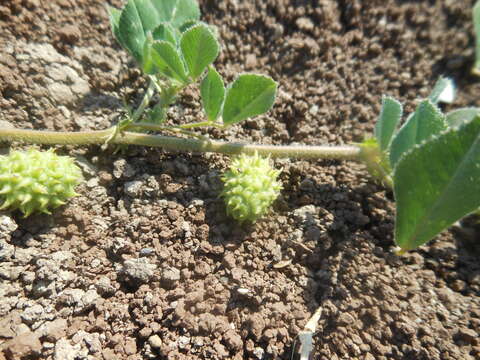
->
[0, 149, 83, 217]
[221, 152, 282, 222]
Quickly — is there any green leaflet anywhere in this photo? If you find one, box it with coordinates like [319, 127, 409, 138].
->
[446, 108, 480, 128]
[389, 99, 446, 168]
[117, 0, 146, 63]
[223, 74, 277, 126]
[428, 77, 455, 104]
[374, 96, 402, 153]
[200, 66, 225, 122]
[143, 40, 188, 84]
[180, 24, 220, 80]
[394, 115, 480, 250]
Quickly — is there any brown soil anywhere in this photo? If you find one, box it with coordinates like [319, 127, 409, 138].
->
[1, 0, 480, 359]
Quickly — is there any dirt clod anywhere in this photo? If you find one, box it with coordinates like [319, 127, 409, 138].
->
[2, 331, 42, 360]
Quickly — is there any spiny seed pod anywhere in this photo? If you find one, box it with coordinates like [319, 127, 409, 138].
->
[0, 149, 82, 217]
[221, 152, 282, 222]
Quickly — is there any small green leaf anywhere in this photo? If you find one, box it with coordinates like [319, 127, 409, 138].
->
[223, 74, 277, 126]
[118, 0, 146, 63]
[172, 0, 200, 28]
[152, 23, 177, 45]
[180, 24, 220, 80]
[200, 66, 225, 122]
[394, 115, 480, 250]
[389, 99, 446, 168]
[473, 1, 480, 75]
[143, 40, 188, 84]
[428, 77, 455, 104]
[446, 108, 480, 128]
[374, 96, 403, 152]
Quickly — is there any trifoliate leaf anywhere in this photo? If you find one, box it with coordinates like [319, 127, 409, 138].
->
[201, 66, 225, 122]
[374, 96, 403, 153]
[223, 74, 277, 126]
[109, 0, 200, 64]
[389, 99, 446, 168]
[180, 24, 220, 80]
[394, 115, 480, 250]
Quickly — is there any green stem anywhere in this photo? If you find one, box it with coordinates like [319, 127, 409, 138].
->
[131, 79, 157, 123]
[178, 121, 221, 129]
[128, 122, 208, 140]
[0, 127, 361, 160]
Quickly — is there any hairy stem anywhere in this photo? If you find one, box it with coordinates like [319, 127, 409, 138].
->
[127, 122, 209, 139]
[0, 127, 361, 160]
[178, 121, 221, 129]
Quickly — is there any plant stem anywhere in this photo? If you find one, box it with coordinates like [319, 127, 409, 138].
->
[131, 79, 157, 123]
[178, 121, 221, 129]
[127, 121, 221, 138]
[0, 127, 361, 160]
[127, 122, 209, 139]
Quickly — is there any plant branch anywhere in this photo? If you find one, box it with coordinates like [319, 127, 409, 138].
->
[0, 127, 362, 160]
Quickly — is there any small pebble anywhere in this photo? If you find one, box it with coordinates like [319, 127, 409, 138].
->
[148, 335, 162, 349]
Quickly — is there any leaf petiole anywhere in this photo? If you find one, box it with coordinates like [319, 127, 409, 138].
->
[131, 78, 157, 123]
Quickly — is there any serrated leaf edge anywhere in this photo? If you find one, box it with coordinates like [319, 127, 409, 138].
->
[389, 98, 446, 168]
[223, 73, 278, 125]
[200, 66, 225, 122]
[150, 39, 189, 84]
[180, 23, 221, 80]
[375, 95, 403, 152]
